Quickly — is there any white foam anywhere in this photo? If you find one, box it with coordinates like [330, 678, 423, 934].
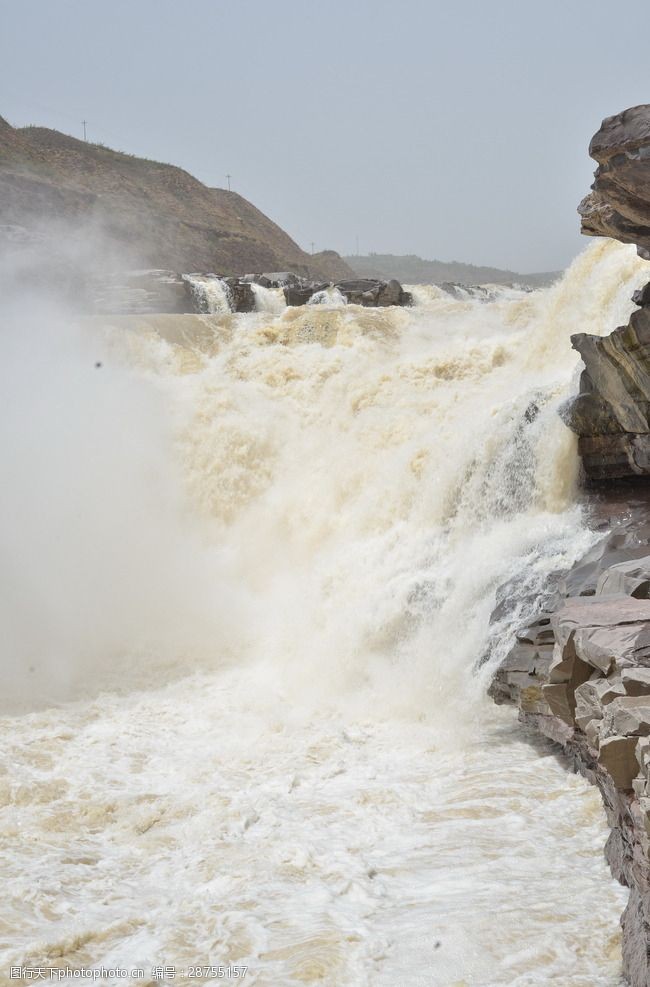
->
[307, 285, 348, 306]
[1, 239, 648, 984]
[183, 273, 232, 313]
[251, 283, 286, 314]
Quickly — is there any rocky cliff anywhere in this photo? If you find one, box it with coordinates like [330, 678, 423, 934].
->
[489, 105, 650, 986]
[566, 106, 650, 481]
[562, 301, 650, 480]
[0, 115, 354, 282]
[579, 106, 650, 261]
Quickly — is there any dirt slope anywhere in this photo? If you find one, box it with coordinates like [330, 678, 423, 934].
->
[0, 118, 353, 280]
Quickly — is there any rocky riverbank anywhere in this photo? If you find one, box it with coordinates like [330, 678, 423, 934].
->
[490, 104, 650, 985]
[489, 502, 650, 984]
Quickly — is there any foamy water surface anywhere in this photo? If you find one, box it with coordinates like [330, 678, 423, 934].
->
[2, 240, 648, 986]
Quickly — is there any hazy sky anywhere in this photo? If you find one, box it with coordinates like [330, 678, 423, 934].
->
[1, 0, 649, 271]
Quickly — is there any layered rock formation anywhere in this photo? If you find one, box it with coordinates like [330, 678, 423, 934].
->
[562, 106, 650, 480]
[490, 516, 650, 985]
[579, 106, 650, 260]
[562, 300, 650, 480]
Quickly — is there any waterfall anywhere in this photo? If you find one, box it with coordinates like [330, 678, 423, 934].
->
[251, 282, 286, 314]
[183, 273, 232, 313]
[2, 239, 649, 985]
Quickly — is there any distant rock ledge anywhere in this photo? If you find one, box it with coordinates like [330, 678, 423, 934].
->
[90, 269, 412, 315]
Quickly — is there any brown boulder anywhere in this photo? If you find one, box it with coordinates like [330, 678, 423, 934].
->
[598, 735, 640, 790]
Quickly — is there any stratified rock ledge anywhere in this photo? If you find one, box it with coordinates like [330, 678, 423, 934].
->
[569, 104, 650, 481]
[489, 516, 650, 985]
[579, 105, 650, 261]
[562, 299, 650, 481]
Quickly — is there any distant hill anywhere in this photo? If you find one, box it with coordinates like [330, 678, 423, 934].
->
[310, 249, 357, 282]
[0, 115, 354, 280]
[344, 253, 561, 288]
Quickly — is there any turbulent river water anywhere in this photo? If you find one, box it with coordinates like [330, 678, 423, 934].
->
[2, 241, 650, 986]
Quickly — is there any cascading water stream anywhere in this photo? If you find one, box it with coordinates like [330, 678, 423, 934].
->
[251, 283, 286, 314]
[1, 240, 648, 986]
[307, 286, 347, 306]
[183, 273, 232, 314]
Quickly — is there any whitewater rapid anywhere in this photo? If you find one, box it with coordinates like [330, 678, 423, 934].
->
[2, 240, 649, 986]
